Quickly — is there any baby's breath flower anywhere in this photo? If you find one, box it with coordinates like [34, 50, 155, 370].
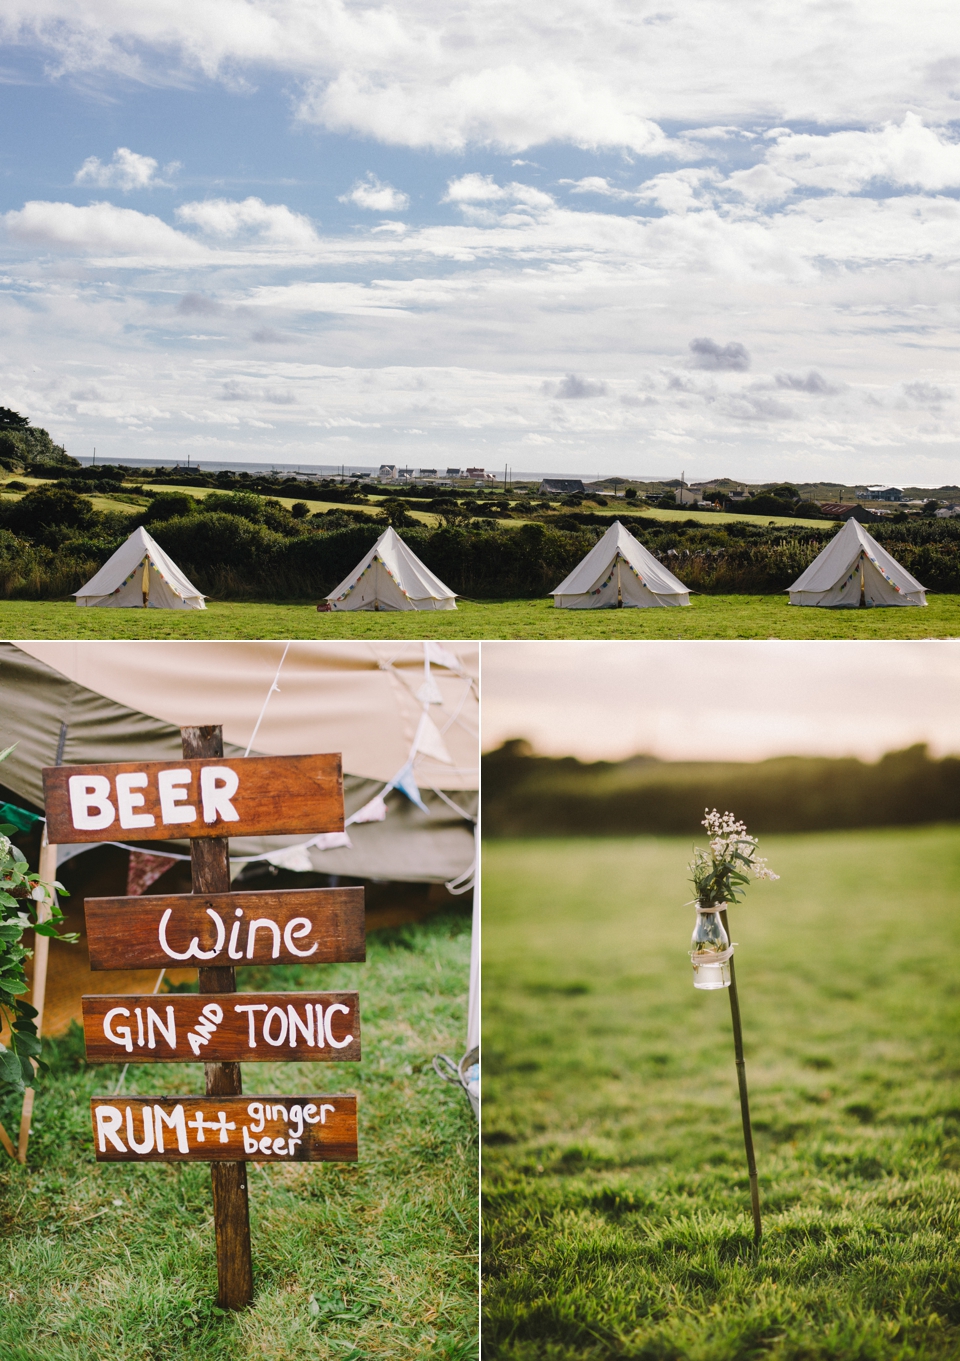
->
[689, 809, 778, 906]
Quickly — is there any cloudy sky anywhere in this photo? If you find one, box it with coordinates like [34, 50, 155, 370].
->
[2, 2, 959, 481]
[482, 641, 960, 762]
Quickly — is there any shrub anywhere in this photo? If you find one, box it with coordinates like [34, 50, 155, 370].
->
[144, 492, 197, 522]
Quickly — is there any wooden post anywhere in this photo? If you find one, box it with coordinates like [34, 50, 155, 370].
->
[181, 724, 253, 1309]
[720, 907, 761, 1244]
[16, 827, 57, 1164]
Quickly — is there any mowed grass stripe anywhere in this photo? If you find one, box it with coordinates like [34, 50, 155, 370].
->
[483, 829, 960, 1360]
[1, 596, 959, 639]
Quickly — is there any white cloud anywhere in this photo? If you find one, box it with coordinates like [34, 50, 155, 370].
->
[175, 197, 319, 248]
[6, 1, 960, 151]
[74, 147, 176, 191]
[339, 174, 409, 212]
[635, 168, 720, 213]
[689, 338, 751, 372]
[763, 115, 960, 194]
[2, 200, 203, 257]
[443, 175, 554, 215]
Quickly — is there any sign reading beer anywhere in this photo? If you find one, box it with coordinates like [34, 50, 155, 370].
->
[91, 1095, 358, 1162]
[84, 887, 365, 970]
[42, 753, 343, 843]
[82, 992, 361, 1063]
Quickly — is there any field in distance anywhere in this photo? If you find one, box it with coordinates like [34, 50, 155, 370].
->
[1, 595, 958, 639]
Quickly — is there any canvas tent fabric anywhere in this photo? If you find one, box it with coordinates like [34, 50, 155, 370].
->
[73, 525, 206, 610]
[326, 527, 457, 611]
[551, 520, 691, 608]
[0, 641, 478, 883]
[787, 518, 927, 607]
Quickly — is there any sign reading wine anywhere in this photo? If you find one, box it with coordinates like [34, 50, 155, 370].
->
[44, 733, 365, 1310]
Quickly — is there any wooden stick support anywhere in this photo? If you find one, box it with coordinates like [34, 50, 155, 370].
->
[720, 907, 762, 1244]
[182, 724, 254, 1310]
[17, 827, 57, 1164]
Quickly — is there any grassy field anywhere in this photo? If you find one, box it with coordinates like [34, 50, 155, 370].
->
[0, 909, 478, 1361]
[0, 595, 958, 640]
[483, 829, 960, 1360]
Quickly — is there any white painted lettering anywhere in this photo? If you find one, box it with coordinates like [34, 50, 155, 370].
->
[235, 1003, 267, 1047]
[96, 1105, 126, 1152]
[324, 1002, 353, 1049]
[287, 1005, 314, 1048]
[125, 1105, 155, 1154]
[283, 917, 318, 958]
[319, 1104, 335, 1124]
[263, 1007, 288, 1047]
[103, 1007, 133, 1053]
[187, 1002, 223, 1056]
[242, 1126, 258, 1154]
[157, 768, 196, 825]
[247, 1102, 265, 1132]
[153, 1104, 189, 1153]
[287, 1136, 302, 1156]
[246, 918, 281, 960]
[259, 1135, 273, 1153]
[158, 907, 226, 962]
[116, 772, 155, 830]
[227, 917, 244, 960]
[288, 1105, 304, 1139]
[147, 1005, 176, 1051]
[269, 1103, 287, 1121]
[135, 1008, 144, 1047]
[200, 766, 240, 825]
[274, 1136, 287, 1155]
[315, 1005, 325, 1047]
[69, 776, 115, 831]
[302, 1103, 319, 1124]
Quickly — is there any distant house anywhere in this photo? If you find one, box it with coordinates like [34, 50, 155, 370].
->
[378, 464, 398, 480]
[466, 467, 486, 479]
[864, 485, 904, 502]
[675, 486, 699, 506]
[418, 468, 438, 479]
[820, 502, 878, 522]
[446, 467, 462, 478]
[936, 505, 960, 518]
[539, 479, 585, 494]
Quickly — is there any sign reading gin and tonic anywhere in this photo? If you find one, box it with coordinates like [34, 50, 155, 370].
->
[82, 991, 361, 1062]
[42, 753, 343, 843]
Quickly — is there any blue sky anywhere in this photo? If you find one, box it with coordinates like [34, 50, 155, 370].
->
[1, 1, 959, 483]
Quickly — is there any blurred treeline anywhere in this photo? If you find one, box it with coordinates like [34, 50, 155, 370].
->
[482, 739, 960, 836]
[3, 482, 960, 600]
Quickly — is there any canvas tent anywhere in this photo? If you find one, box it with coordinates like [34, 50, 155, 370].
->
[74, 526, 205, 610]
[551, 520, 691, 608]
[0, 641, 478, 1055]
[326, 526, 457, 611]
[787, 517, 927, 607]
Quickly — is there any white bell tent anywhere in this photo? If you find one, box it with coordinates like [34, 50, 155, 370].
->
[787, 518, 927, 608]
[74, 526, 206, 610]
[551, 520, 691, 608]
[327, 526, 457, 611]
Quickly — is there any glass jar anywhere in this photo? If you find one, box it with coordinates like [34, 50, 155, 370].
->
[690, 903, 731, 990]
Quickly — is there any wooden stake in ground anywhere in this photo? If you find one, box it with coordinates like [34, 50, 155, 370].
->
[181, 723, 253, 1310]
[719, 906, 762, 1244]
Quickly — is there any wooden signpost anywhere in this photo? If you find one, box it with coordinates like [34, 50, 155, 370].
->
[43, 727, 364, 1311]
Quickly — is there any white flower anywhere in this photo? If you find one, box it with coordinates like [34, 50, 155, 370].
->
[0, 834, 9, 857]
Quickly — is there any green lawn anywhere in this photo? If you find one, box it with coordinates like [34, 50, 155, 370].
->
[483, 830, 960, 1360]
[1, 595, 958, 639]
[0, 909, 478, 1361]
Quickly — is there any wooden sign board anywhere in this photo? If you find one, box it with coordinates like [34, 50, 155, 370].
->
[85, 887, 365, 971]
[82, 992, 360, 1063]
[43, 754, 343, 844]
[91, 1095, 358, 1162]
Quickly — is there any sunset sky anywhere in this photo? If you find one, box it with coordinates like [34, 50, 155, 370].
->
[481, 640, 960, 762]
[2, 2, 959, 482]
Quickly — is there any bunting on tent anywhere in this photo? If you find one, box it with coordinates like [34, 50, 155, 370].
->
[787, 518, 927, 607]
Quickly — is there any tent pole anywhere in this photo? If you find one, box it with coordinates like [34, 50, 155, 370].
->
[17, 828, 57, 1164]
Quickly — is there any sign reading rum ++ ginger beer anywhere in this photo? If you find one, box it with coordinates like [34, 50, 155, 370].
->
[91, 1095, 358, 1162]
